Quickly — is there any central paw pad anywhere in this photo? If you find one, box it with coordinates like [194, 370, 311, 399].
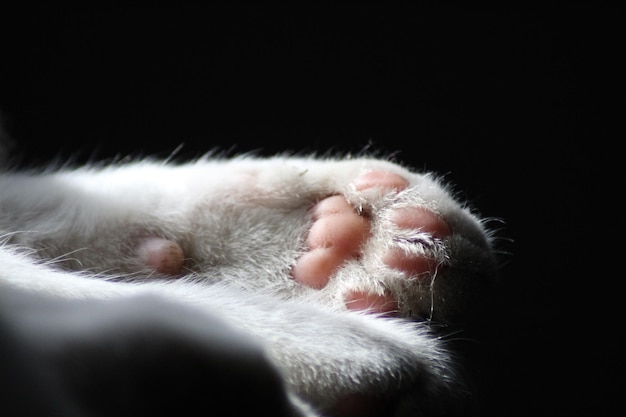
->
[291, 171, 451, 317]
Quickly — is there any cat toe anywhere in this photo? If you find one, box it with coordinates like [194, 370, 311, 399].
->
[382, 207, 451, 281]
[344, 290, 398, 316]
[291, 196, 370, 289]
[352, 170, 409, 192]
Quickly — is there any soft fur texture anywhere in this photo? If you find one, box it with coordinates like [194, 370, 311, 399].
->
[0, 153, 498, 416]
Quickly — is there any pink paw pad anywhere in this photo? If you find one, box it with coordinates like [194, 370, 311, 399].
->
[137, 237, 185, 276]
[291, 196, 370, 289]
[383, 208, 451, 281]
[344, 290, 398, 316]
[352, 170, 410, 192]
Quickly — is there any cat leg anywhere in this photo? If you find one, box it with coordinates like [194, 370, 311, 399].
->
[0, 156, 497, 416]
[0, 282, 314, 417]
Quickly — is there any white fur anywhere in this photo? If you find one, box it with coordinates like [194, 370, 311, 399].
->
[0, 155, 497, 416]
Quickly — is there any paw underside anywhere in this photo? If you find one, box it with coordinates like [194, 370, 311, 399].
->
[291, 170, 453, 320]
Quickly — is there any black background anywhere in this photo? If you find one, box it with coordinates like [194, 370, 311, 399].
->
[1, 3, 621, 416]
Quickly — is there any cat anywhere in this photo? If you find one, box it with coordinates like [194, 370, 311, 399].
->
[0, 151, 499, 417]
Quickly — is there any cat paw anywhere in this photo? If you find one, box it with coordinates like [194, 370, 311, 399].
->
[291, 169, 495, 322]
